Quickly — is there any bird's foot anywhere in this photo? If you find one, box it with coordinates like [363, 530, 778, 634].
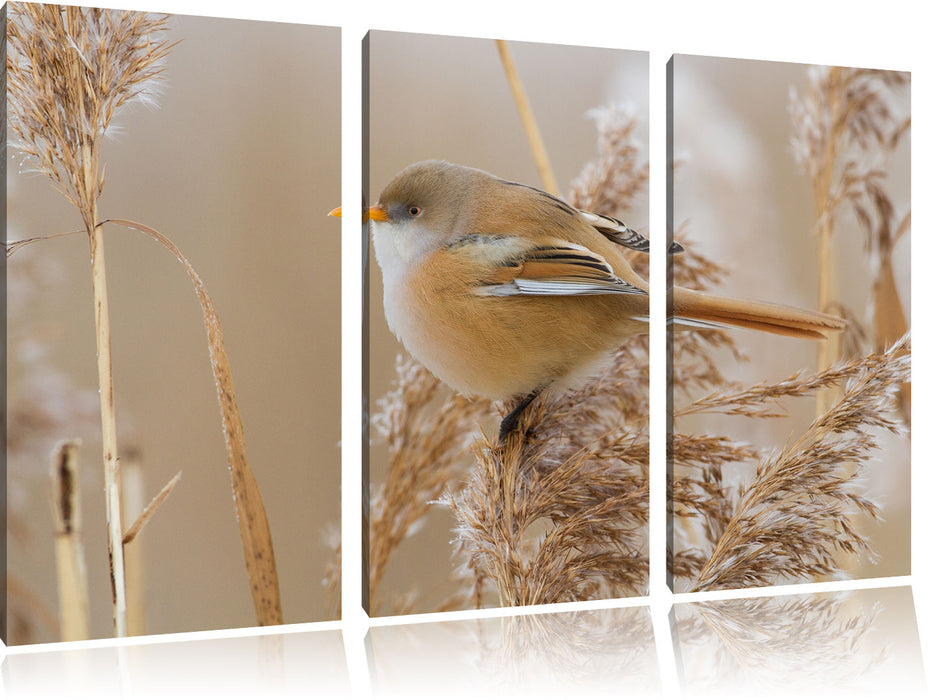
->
[497, 390, 540, 443]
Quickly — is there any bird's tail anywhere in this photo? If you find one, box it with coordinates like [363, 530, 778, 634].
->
[670, 287, 845, 340]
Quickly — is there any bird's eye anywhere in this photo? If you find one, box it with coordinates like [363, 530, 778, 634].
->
[408, 206, 422, 217]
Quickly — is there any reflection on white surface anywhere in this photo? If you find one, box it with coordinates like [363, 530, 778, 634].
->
[0, 587, 926, 698]
[369, 606, 660, 699]
[1, 629, 349, 700]
[673, 586, 925, 698]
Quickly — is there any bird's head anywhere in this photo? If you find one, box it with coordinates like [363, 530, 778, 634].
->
[329, 160, 488, 264]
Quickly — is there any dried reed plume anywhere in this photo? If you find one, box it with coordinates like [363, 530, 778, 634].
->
[692, 336, 908, 591]
[368, 357, 491, 613]
[669, 238, 910, 589]
[6, 6, 173, 222]
[789, 67, 910, 417]
[569, 105, 650, 217]
[446, 349, 650, 607]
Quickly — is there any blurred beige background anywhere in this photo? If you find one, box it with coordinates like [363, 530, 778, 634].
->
[366, 31, 649, 614]
[671, 55, 911, 587]
[6, 13, 340, 643]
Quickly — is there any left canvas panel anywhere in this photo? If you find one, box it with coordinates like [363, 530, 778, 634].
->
[3, 3, 341, 644]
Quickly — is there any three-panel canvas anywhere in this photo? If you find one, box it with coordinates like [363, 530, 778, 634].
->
[2, 2, 917, 695]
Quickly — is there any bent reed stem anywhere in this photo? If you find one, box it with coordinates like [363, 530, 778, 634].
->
[495, 39, 559, 195]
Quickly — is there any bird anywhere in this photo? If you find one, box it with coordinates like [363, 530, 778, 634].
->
[332, 160, 845, 440]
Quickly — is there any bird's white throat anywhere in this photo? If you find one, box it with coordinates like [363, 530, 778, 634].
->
[370, 218, 431, 340]
[372, 219, 418, 288]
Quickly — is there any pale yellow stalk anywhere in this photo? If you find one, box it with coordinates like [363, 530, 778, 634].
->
[51, 441, 91, 641]
[495, 39, 559, 195]
[121, 452, 146, 636]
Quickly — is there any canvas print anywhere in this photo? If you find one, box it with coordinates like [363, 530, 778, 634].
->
[4, 4, 340, 644]
[667, 55, 910, 592]
[362, 30, 650, 615]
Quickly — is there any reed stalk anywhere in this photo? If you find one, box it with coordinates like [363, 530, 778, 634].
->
[811, 67, 842, 418]
[790, 66, 910, 417]
[51, 440, 90, 641]
[89, 213, 128, 636]
[495, 39, 559, 195]
[121, 450, 146, 635]
[105, 218, 281, 625]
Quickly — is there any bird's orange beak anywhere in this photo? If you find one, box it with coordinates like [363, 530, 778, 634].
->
[327, 205, 389, 222]
[367, 205, 389, 222]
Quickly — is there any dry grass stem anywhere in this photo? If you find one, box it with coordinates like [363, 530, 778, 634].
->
[104, 217, 282, 625]
[495, 39, 559, 195]
[50, 440, 90, 641]
[120, 451, 146, 635]
[122, 469, 182, 547]
[91, 197, 127, 635]
[4, 228, 86, 257]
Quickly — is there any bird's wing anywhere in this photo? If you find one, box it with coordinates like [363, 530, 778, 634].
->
[578, 210, 684, 254]
[464, 236, 647, 297]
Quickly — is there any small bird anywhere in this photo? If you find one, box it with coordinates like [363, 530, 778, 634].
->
[333, 160, 845, 439]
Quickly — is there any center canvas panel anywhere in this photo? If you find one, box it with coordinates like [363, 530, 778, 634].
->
[363, 30, 650, 615]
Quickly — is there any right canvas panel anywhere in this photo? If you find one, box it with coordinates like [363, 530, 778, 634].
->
[667, 55, 910, 592]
